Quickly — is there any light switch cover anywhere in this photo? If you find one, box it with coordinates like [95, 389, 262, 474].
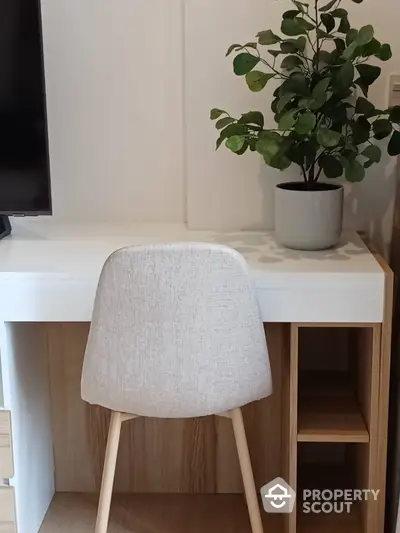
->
[389, 75, 400, 106]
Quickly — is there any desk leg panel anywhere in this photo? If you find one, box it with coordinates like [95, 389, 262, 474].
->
[0, 322, 55, 533]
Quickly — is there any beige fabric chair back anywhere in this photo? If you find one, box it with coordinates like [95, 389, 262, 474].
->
[81, 243, 272, 418]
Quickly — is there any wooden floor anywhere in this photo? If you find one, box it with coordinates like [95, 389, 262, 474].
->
[39, 493, 281, 533]
[38, 493, 362, 533]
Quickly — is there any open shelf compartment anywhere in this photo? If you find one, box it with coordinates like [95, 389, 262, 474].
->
[297, 327, 379, 445]
[296, 442, 376, 533]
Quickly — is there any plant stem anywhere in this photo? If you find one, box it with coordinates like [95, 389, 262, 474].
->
[314, 0, 320, 72]
[259, 58, 289, 79]
[301, 163, 308, 181]
[309, 162, 316, 182]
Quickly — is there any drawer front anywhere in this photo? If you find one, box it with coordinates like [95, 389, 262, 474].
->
[0, 412, 13, 478]
[0, 486, 16, 533]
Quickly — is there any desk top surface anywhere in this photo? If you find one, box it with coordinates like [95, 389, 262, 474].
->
[0, 220, 386, 323]
[0, 220, 383, 277]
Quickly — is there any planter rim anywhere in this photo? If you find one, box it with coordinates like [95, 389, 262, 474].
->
[276, 182, 343, 192]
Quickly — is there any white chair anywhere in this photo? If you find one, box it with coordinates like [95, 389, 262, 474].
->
[81, 243, 273, 533]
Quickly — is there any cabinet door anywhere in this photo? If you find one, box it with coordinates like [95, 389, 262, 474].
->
[0, 411, 13, 479]
[0, 486, 16, 533]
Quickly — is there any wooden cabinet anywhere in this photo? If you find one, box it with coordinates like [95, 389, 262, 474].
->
[0, 486, 16, 533]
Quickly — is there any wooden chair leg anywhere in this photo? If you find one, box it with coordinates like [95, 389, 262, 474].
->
[231, 407, 264, 533]
[95, 411, 123, 533]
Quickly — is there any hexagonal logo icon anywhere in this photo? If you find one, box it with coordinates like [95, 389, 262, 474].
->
[261, 477, 296, 514]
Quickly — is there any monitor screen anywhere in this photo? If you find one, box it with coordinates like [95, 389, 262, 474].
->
[0, 0, 51, 215]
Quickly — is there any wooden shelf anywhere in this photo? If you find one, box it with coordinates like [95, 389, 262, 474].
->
[298, 395, 369, 443]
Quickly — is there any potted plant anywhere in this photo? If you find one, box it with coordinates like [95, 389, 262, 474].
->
[211, 0, 400, 250]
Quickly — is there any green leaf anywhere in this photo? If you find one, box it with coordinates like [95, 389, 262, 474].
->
[244, 42, 258, 50]
[236, 140, 249, 156]
[338, 17, 350, 34]
[299, 97, 315, 109]
[281, 55, 303, 70]
[210, 109, 227, 120]
[316, 50, 333, 65]
[297, 18, 315, 31]
[321, 13, 335, 33]
[281, 41, 297, 54]
[226, 135, 245, 153]
[345, 159, 365, 182]
[269, 154, 292, 171]
[238, 111, 265, 128]
[257, 30, 281, 46]
[364, 160, 374, 169]
[355, 79, 369, 97]
[390, 106, 400, 123]
[361, 38, 381, 57]
[215, 123, 249, 150]
[216, 117, 235, 129]
[356, 25, 374, 46]
[281, 18, 306, 36]
[346, 29, 358, 45]
[319, 0, 337, 12]
[376, 44, 392, 61]
[277, 92, 296, 113]
[362, 144, 382, 163]
[331, 8, 348, 18]
[285, 72, 310, 96]
[388, 131, 400, 156]
[342, 41, 358, 60]
[245, 71, 275, 92]
[355, 97, 375, 116]
[312, 78, 331, 99]
[351, 116, 371, 144]
[373, 119, 392, 140]
[321, 155, 343, 178]
[279, 109, 298, 130]
[317, 127, 341, 148]
[216, 137, 224, 150]
[226, 44, 242, 57]
[356, 64, 381, 86]
[334, 38, 346, 53]
[295, 112, 317, 134]
[337, 61, 354, 89]
[283, 10, 300, 19]
[281, 37, 306, 54]
[233, 53, 260, 76]
[256, 134, 281, 160]
[310, 94, 328, 111]
[296, 36, 307, 52]
[345, 141, 359, 154]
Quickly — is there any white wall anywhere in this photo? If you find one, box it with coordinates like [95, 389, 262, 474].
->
[40, 0, 400, 251]
[41, 0, 184, 222]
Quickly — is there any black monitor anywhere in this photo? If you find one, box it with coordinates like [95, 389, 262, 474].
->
[0, 0, 51, 220]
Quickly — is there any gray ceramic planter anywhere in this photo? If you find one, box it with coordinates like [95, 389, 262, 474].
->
[274, 182, 344, 251]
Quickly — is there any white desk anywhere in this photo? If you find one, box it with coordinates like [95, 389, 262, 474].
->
[0, 220, 392, 533]
[0, 220, 385, 323]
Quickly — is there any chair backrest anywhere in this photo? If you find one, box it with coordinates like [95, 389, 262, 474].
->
[81, 243, 272, 418]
